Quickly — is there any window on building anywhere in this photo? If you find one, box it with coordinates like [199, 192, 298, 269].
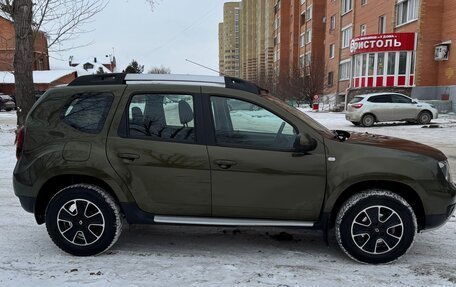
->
[301, 0, 305, 4]
[300, 12, 306, 25]
[377, 53, 385, 75]
[361, 0, 367, 5]
[342, 0, 353, 14]
[329, 44, 335, 59]
[379, 15, 387, 33]
[339, 60, 351, 81]
[327, 72, 334, 87]
[329, 15, 336, 31]
[396, 0, 419, 26]
[300, 34, 305, 47]
[306, 5, 313, 21]
[341, 25, 353, 49]
[360, 24, 367, 36]
[398, 51, 407, 75]
[368, 53, 375, 76]
[305, 28, 312, 44]
[299, 54, 305, 68]
[305, 52, 312, 67]
[388, 52, 396, 75]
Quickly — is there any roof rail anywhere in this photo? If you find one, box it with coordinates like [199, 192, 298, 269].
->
[68, 73, 263, 95]
[68, 73, 126, 86]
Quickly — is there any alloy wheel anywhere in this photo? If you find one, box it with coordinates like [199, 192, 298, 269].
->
[57, 199, 105, 246]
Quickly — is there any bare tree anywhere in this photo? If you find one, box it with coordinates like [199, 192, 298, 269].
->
[273, 55, 325, 107]
[0, 0, 156, 127]
[148, 65, 171, 74]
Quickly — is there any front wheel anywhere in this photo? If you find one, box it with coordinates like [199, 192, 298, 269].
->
[418, 111, 432, 124]
[335, 191, 417, 264]
[45, 184, 122, 256]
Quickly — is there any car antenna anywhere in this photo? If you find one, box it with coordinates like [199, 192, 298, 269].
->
[185, 59, 225, 76]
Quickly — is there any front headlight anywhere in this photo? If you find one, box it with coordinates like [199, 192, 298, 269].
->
[438, 161, 452, 182]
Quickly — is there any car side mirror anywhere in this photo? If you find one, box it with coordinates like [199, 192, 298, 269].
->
[293, 134, 317, 153]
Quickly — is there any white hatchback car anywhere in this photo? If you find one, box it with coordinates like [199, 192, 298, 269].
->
[345, 93, 438, 127]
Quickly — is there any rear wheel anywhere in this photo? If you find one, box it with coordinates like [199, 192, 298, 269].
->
[417, 111, 432, 124]
[335, 190, 417, 264]
[45, 184, 122, 256]
[361, 114, 375, 127]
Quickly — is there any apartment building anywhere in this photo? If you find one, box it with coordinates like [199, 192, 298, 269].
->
[218, 2, 241, 77]
[0, 16, 50, 71]
[325, 0, 456, 108]
[272, 0, 327, 97]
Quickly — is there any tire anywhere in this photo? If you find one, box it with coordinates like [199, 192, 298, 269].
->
[361, 114, 375, 127]
[335, 190, 417, 264]
[351, 121, 361, 126]
[5, 108, 12, 112]
[417, 111, 432, 125]
[45, 184, 122, 256]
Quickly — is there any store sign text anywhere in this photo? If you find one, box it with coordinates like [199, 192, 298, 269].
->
[350, 33, 416, 55]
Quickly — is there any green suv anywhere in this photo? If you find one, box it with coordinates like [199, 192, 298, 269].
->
[13, 74, 455, 264]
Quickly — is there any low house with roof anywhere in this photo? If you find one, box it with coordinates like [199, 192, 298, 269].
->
[0, 70, 77, 96]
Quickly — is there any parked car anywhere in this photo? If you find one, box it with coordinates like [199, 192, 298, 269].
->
[14, 74, 455, 264]
[345, 93, 438, 127]
[0, 94, 16, 111]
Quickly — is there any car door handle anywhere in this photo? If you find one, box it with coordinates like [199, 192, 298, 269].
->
[214, 160, 237, 169]
[118, 153, 140, 162]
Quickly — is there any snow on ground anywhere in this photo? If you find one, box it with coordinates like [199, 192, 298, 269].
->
[1, 110, 456, 287]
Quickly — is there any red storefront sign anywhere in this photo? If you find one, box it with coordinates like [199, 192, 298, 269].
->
[350, 33, 416, 55]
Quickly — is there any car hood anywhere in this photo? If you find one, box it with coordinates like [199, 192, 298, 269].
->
[346, 132, 446, 161]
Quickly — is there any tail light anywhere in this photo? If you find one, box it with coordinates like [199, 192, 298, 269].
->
[352, 103, 364, 109]
[16, 127, 25, 160]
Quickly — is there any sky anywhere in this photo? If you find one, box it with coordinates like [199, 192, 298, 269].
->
[49, 0, 233, 76]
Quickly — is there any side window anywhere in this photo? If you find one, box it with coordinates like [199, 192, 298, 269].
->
[210, 96, 297, 150]
[391, 95, 412, 104]
[128, 94, 195, 142]
[63, 93, 114, 134]
[368, 95, 391, 103]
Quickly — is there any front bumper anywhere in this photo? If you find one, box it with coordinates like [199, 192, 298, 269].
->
[18, 196, 36, 214]
[424, 182, 456, 230]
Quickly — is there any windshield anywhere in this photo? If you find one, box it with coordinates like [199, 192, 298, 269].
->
[264, 95, 335, 138]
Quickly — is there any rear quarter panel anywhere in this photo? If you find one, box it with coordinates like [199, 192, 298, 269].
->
[13, 85, 134, 203]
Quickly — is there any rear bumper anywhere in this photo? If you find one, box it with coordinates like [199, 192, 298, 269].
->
[345, 112, 362, 122]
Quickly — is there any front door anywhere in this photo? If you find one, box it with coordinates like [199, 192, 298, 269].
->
[206, 95, 327, 221]
[107, 86, 211, 216]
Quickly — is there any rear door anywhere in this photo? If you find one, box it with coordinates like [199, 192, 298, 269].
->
[366, 94, 393, 121]
[203, 89, 327, 221]
[107, 85, 211, 216]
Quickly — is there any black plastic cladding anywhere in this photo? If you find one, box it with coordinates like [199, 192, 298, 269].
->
[67, 73, 262, 95]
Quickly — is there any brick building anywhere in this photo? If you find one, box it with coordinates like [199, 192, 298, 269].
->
[0, 16, 50, 71]
[324, 0, 456, 110]
[219, 0, 456, 111]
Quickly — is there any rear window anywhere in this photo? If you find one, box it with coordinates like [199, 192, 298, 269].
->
[368, 95, 392, 103]
[62, 93, 114, 134]
[349, 97, 364, 104]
